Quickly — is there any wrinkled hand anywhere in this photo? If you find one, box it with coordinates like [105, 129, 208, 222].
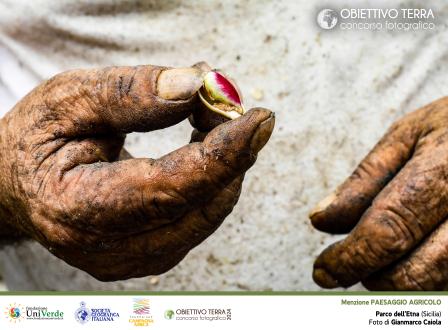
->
[310, 97, 448, 290]
[0, 65, 274, 281]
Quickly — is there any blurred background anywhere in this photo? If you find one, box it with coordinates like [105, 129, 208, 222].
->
[0, 0, 447, 290]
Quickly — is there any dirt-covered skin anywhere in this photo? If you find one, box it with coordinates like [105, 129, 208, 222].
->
[310, 97, 448, 290]
[0, 65, 275, 281]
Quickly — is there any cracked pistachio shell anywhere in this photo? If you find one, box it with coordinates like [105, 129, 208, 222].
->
[198, 70, 246, 120]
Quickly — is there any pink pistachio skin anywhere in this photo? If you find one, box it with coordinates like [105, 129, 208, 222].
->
[203, 71, 243, 107]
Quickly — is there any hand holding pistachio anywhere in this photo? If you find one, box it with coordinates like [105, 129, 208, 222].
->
[0, 64, 274, 281]
[310, 97, 448, 290]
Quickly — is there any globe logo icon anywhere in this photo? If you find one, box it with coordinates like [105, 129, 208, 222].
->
[164, 309, 175, 320]
[74, 301, 91, 324]
[9, 307, 20, 319]
[77, 309, 89, 321]
[317, 9, 338, 29]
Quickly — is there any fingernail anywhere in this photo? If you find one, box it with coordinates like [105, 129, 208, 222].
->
[250, 112, 275, 153]
[192, 61, 212, 72]
[313, 267, 339, 288]
[309, 192, 336, 219]
[157, 67, 204, 100]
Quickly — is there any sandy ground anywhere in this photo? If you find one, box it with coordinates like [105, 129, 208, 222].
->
[0, 0, 447, 290]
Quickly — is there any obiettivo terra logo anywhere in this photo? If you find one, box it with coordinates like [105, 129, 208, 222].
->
[316, 8, 435, 31]
[163, 308, 232, 321]
[317, 9, 338, 29]
[4, 303, 25, 323]
[164, 310, 175, 320]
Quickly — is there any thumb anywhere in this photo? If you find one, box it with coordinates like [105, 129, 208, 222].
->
[42, 65, 205, 135]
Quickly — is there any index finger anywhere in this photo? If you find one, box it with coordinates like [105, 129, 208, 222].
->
[46, 109, 275, 232]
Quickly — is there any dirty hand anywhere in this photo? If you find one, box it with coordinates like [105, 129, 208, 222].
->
[310, 97, 448, 290]
[0, 65, 274, 281]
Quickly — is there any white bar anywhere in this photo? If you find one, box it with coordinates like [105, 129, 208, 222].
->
[0, 295, 445, 329]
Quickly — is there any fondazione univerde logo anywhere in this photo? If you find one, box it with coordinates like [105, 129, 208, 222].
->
[75, 301, 120, 324]
[5, 303, 64, 322]
[129, 298, 154, 326]
[4, 303, 24, 323]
